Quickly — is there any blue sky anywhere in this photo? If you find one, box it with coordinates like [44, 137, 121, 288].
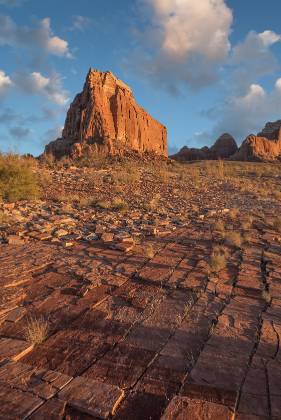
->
[1, 0, 281, 155]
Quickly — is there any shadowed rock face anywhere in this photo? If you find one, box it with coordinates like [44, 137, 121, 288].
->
[233, 121, 281, 162]
[44, 69, 167, 159]
[171, 133, 238, 161]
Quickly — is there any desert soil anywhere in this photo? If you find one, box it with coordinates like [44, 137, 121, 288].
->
[0, 161, 281, 419]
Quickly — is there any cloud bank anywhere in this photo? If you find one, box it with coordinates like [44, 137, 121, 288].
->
[0, 15, 72, 58]
[133, 0, 233, 92]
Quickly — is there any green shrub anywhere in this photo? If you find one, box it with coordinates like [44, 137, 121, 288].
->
[0, 154, 40, 202]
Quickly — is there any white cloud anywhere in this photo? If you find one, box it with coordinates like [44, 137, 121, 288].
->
[13, 71, 69, 105]
[259, 30, 281, 47]
[0, 15, 72, 58]
[131, 0, 233, 91]
[230, 30, 281, 92]
[149, 0, 232, 61]
[204, 80, 281, 143]
[0, 69, 12, 96]
[275, 78, 281, 91]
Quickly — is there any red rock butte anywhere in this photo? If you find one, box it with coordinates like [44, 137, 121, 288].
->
[44, 69, 168, 159]
[233, 120, 281, 161]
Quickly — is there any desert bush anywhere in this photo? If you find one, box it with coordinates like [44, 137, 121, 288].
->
[262, 290, 271, 304]
[113, 163, 140, 184]
[24, 315, 49, 345]
[273, 190, 281, 201]
[144, 193, 161, 212]
[0, 154, 40, 202]
[272, 217, 281, 232]
[241, 215, 253, 230]
[0, 210, 10, 224]
[228, 208, 239, 220]
[111, 197, 128, 212]
[224, 231, 242, 248]
[145, 243, 155, 259]
[214, 219, 225, 233]
[94, 199, 112, 210]
[157, 168, 171, 183]
[210, 246, 227, 273]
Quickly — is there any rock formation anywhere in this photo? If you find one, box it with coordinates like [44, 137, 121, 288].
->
[171, 133, 237, 161]
[209, 133, 238, 159]
[233, 120, 281, 161]
[44, 69, 167, 159]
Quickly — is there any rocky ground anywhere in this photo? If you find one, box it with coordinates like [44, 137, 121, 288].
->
[0, 160, 281, 419]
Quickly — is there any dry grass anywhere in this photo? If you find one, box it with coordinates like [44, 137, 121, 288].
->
[210, 246, 227, 273]
[24, 315, 49, 345]
[113, 165, 140, 184]
[145, 243, 155, 259]
[262, 290, 271, 304]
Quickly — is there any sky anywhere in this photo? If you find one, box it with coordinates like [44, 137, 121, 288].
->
[1, 0, 281, 156]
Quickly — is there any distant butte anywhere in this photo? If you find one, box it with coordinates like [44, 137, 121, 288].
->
[233, 120, 281, 161]
[44, 69, 168, 159]
[171, 133, 238, 161]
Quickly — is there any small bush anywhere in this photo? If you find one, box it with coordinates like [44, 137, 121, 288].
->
[214, 219, 225, 233]
[241, 216, 253, 230]
[94, 199, 112, 210]
[0, 210, 10, 225]
[262, 290, 271, 304]
[272, 217, 281, 232]
[111, 197, 128, 212]
[113, 166, 139, 184]
[24, 315, 49, 345]
[210, 246, 227, 273]
[146, 243, 155, 259]
[229, 208, 239, 220]
[224, 231, 242, 248]
[0, 154, 40, 202]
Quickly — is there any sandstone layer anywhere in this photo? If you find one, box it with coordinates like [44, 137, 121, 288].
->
[171, 133, 237, 161]
[44, 69, 167, 159]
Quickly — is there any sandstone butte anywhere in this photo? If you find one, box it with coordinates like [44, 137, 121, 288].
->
[171, 133, 238, 161]
[44, 69, 168, 159]
[233, 120, 281, 161]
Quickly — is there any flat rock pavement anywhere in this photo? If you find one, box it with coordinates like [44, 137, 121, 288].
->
[0, 221, 280, 419]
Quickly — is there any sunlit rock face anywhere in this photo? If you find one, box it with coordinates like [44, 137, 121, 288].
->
[233, 121, 281, 162]
[44, 69, 167, 159]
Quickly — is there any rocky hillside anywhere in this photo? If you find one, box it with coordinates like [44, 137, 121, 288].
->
[44, 69, 167, 159]
[171, 133, 238, 161]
